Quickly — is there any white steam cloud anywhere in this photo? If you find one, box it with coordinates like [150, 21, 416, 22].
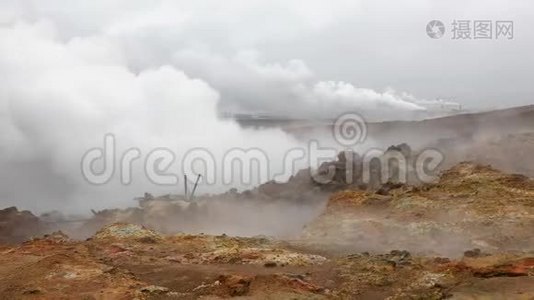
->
[0, 21, 300, 212]
[171, 48, 449, 119]
[0, 1, 459, 213]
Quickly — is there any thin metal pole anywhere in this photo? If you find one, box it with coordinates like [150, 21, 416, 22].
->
[184, 174, 188, 200]
[190, 174, 202, 200]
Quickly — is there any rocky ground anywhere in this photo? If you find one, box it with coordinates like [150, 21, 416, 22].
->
[0, 161, 534, 299]
[302, 162, 534, 256]
[0, 220, 533, 299]
[2, 109, 534, 299]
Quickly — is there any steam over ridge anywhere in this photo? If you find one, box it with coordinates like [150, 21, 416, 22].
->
[0, 15, 440, 213]
[1, 0, 530, 213]
[0, 21, 303, 212]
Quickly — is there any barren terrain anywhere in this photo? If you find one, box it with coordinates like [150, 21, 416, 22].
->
[1, 107, 534, 299]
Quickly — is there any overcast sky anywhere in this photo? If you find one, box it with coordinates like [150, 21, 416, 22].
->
[0, 0, 532, 212]
[2, 0, 532, 117]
